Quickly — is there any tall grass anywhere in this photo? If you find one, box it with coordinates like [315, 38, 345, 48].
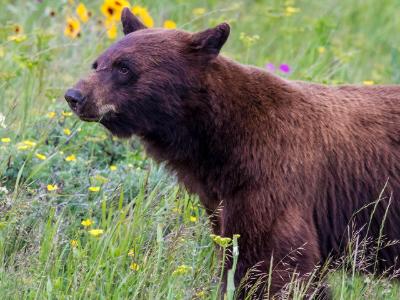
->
[1, 0, 400, 298]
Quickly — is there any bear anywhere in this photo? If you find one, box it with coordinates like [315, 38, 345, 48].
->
[65, 7, 400, 298]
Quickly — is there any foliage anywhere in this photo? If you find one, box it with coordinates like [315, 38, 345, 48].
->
[1, 0, 400, 298]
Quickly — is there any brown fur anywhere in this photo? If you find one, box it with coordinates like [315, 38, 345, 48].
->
[65, 8, 400, 298]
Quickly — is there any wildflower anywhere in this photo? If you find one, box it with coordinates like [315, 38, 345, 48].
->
[105, 19, 118, 39]
[163, 20, 176, 29]
[88, 186, 100, 192]
[62, 111, 73, 117]
[318, 46, 326, 54]
[101, 0, 130, 21]
[110, 165, 117, 171]
[130, 262, 139, 271]
[128, 249, 135, 257]
[64, 17, 81, 39]
[63, 128, 72, 136]
[70, 239, 79, 248]
[131, 5, 154, 28]
[47, 184, 58, 191]
[35, 153, 47, 160]
[172, 265, 192, 276]
[189, 216, 197, 222]
[8, 24, 27, 42]
[285, 6, 300, 16]
[210, 234, 232, 247]
[88, 229, 104, 237]
[363, 80, 374, 85]
[81, 218, 94, 227]
[17, 140, 36, 150]
[195, 291, 206, 298]
[76, 3, 90, 23]
[192, 8, 206, 16]
[1, 137, 11, 143]
[279, 64, 291, 73]
[65, 154, 76, 161]
[47, 111, 56, 119]
[265, 63, 275, 72]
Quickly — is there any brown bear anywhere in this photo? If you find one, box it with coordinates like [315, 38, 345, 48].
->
[65, 8, 400, 298]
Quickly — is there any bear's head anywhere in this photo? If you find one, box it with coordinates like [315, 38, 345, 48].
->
[65, 8, 230, 140]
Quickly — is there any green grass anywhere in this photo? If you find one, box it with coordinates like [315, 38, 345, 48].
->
[1, 0, 400, 299]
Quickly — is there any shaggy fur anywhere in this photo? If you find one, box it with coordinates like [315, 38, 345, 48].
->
[65, 8, 400, 298]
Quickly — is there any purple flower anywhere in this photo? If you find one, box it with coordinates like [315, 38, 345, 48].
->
[265, 63, 275, 72]
[279, 64, 291, 73]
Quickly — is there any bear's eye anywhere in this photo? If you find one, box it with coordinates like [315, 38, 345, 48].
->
[119, 66, 129, 75]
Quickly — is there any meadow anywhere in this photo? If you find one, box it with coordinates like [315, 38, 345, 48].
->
[1, 0, 400, 299]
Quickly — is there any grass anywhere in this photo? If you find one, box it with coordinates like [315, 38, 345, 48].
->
[1, 0, 400, 298]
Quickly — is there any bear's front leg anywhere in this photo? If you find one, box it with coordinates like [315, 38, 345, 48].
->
[222, 205, 322, 299]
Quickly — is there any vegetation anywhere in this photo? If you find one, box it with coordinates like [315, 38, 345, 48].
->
[1, 0, 400, 298]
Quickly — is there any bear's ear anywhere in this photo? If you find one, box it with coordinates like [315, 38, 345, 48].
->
[121, 7, 146, 35]
[191, 23, 230, 56]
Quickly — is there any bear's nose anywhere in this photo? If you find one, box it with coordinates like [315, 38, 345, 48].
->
[64, 88, 85, 108]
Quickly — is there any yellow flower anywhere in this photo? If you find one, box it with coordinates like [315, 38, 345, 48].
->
[192, 8, 206, 16]
[47, 112, 56, 119]
[285, 6, 300, 16]
[131, 5, 154, 28]
[105, 19, 118, 40]
[172, 265, 192, 276]
[64, 128, 72, 136]
[88, 229, 104, 237]
[70, 239, 78, 248]
[65, 154, 76, 161]
[47, 184, 58, 191]
[163, 20, 176, 29]
[210, 234, 232, 247]
[101, 0, 130, 21]
[88, 186, 100, 192]
[8, 24, 27, 42]
[81, 218, 94, 227]
[0, 47, 4, 58]
[1, 137, 11, 143]
[17, 140, 36, 150]
[195, 291, 206, 298]
[76, 3, 90, 23]
[35, 153, 47, 160]
[128, 249, 135, 257]
[62, 111, 73, 117]
[64, 17, 81, 39]
[110, 165, 117, 171]
[363, 80, 374, 85]
[318, 46, 326, 54]
[130, 262, 139, 271]
[189, 216, 197, 222]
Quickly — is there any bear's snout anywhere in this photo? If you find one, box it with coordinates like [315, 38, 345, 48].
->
[64, 88, 86, 111]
